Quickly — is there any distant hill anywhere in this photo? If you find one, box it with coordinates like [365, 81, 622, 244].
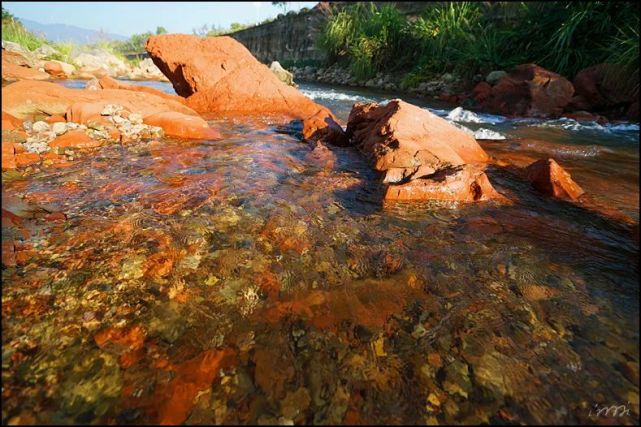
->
[19, 18, 128, 44]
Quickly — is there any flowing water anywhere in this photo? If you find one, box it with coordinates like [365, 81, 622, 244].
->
[1, 80, 639, 425]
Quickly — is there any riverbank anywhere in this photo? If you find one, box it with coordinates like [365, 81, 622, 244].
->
[288, 63, 640, 123]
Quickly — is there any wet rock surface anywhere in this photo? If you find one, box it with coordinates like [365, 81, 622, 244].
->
[524, 158, 585, 201]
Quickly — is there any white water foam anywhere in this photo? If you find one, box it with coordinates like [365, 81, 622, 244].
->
[529, 118, 640, 140]
[300, 89, 374, 103]
[524, 141, 614, 158]
[473, 128, 507, 140]
[446, 107, 506, 124]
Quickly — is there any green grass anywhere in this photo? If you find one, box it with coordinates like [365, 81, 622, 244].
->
[2, 17, 47, 51]
[319, 2, 640, 86]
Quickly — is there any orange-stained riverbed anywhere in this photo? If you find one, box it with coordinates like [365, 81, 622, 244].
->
[1, 80, 638, 425]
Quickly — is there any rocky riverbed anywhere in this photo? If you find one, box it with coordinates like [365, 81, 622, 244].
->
[2, 35, 639, 425]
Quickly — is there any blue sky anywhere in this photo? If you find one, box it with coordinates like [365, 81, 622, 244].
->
[3, 2, 318, 36]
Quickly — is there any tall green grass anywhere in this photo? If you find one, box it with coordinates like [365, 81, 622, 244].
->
[319, 2, 640, 86]
[2, 16, 47, 51]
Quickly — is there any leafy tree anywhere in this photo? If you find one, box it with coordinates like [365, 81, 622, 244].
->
[156, 26, 167, 35]
[2, 6, 14, 21]
[192, 23, 209, 37]
[229, 22, 248, 32]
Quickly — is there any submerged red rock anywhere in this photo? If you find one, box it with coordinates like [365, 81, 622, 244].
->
[143, 111, 221, 140]
[524, 158, 585, 201]
[384, 164, 505, 202]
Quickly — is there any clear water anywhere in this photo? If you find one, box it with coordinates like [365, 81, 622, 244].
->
[2, 79, 638, 425]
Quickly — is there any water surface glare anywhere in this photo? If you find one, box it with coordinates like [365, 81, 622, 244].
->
[1, 80, 638, 425]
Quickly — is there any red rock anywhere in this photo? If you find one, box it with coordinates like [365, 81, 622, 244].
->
[302, 109, 348, 146]
[438, 92, 463, 104]
[562, 111, 608, 124]
[472, 81, 492, 104]
[524, 158, 585, 201]
[119, 348, 145, 369]
[151, 349, 234, 425]
[145, 35, 345, 143]
[483, 64, 574, 117]
[44, 212, 66, 222]
[1, 240, 16, 267]
[2, 50, 33, 67]
[65, 102, 112, 125]
[384, 164, 505, 202]
[1, 142, 17, 170]
[1, 209, 24, 228]
[567, 95, 592, 112]
[2, 111, 23, 130]
[143, 111, 221, 140]
[94, 324, 145, 354]
[144, 251, 175, 278]
[43, 61, 66, 79]
[49, 130, 102, 149]
[346, 99, 489, 183]
[2, 80, 198, 120]
[1, 61, 50, 82]
[15, 248, 35, 265]
[97, 76, 186, 104]
[14, 152, 40, 167]
[573, 64, 635, 109]
[44, 114, 66, 124]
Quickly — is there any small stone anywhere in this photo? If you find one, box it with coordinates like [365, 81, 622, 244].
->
[280, 387, 311, 420]
[412, 323, 428, 339]
[51, 121, 68, 135]
[129, 113, 143, 125]
[32, 121, 50, 133]
[111, 115, 127, 125]
[426, 393, 441, 412]
[486, 70, 507, 85]
[442, 360, 472, 399]
[427, 352, 442, 368]
[101, 104, 124, 116]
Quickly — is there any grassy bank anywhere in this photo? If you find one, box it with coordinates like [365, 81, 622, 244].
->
[318, 1, 640, 88]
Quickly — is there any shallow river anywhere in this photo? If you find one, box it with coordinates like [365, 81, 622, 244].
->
[2, 80, 639, 424]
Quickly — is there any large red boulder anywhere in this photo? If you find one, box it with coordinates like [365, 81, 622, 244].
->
[145, 34, 345, 143]
[483, 64, 574, 118]
[572, 64, 637, 110]
[524, 158, 584, 201]
[346, 99, 489, 183]
[384, 164, 505, 202]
